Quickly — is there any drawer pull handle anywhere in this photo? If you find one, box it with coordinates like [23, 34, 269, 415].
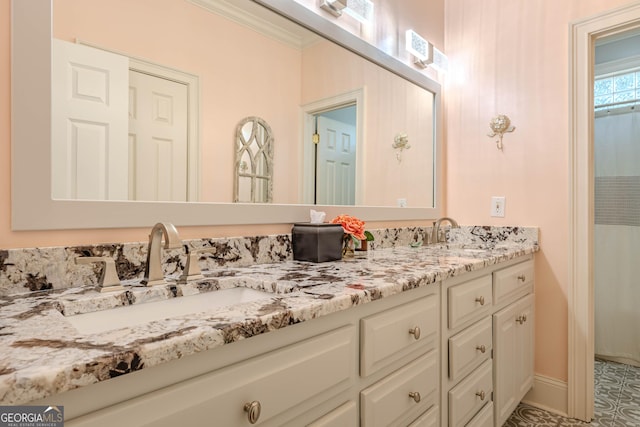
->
[409, 326, 421, 340]
[476, 344, 486, 353]
[518, 274, 526, 282]
[475, 296, 485, 306]
[408, 391, 421, 403]
[244, 401, 261, 424]
[476, 390, 486, 401]
[516, 315, 528, 324]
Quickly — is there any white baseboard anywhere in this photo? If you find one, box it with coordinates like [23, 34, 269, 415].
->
[522, 374, 568, 417]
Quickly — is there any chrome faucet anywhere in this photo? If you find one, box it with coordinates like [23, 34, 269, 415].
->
[142, 222, 182, 286]
[431, 217, 459, 244]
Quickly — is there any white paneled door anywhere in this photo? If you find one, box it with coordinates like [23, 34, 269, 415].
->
[51, 39, 129, 200]
[128, 70, 188, 201]
[316, 116, 356, 205]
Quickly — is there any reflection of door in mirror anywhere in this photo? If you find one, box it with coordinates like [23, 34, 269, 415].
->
[128, 71, 188, 202]
[51, 39, 193, 202]
[51, 39, 129, 200]
[234, 117, 274, 203]
[315, 106, 357, 205]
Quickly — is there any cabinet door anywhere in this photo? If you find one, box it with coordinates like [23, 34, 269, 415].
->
[307, 401, 357, 427]
[493, 260, 534, 305]
[360, 293, 438, 376]
[70, 326, 356, 427]
[407, 405, 438, 427]
[516, 297, 535, 398]
[465, 402, 493, 427]
[360, 351, 438, 427]
[448, 275, 492, 329]
[493, 294, 534, 426]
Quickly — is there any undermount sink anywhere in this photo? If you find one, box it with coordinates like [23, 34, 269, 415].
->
[64, 287, 275, 334]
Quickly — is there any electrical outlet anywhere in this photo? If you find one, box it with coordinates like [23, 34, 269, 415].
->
[491, 196, 505, 217]
[397, 198, 407, 208]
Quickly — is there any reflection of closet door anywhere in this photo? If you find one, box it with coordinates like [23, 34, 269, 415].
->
[128, 71, 188, 201]
[51, 39, 129, 200]
[316, 116, 356, 205]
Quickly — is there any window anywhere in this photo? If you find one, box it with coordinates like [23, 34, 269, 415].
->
[594, 69, 640, 111]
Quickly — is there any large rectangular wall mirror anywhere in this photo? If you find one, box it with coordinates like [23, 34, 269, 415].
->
[11, 0, 442, 230]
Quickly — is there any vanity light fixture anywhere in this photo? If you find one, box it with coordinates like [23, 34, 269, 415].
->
[431, 46, 449, 73]
[343, 0, 374, 23]
[488, 115, 516, 151]
[318, 0, 348, 17]
[405, 29, 433, 69]
[318, 0, 374, 23]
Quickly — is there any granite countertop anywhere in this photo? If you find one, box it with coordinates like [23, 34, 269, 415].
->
[0, 241, 538, 406]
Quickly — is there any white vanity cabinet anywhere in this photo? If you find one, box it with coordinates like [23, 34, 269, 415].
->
[440, 255, 534, 427]
[47, 285, 440, 427]
[32, 254, 536, 427]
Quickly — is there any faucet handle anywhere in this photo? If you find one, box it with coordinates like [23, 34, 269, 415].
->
[76, 256, 124, 293]
[178, 247, 217, 284]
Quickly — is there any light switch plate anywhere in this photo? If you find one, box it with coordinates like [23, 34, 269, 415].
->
[491, 196, 505, 217]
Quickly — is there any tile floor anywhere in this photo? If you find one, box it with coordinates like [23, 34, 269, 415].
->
[503, 359, 640, 426]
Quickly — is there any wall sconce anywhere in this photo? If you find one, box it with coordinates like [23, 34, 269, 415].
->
[319, 0, 374, 22]
[405, 29, 432, 68]
[392, 133, 410, 162]
[488, 115, 515, 150]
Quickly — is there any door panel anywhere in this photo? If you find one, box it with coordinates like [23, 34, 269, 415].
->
[128, 70, 188, 201]
[316, 116, 356, 205]
[51, 39, 129, 200]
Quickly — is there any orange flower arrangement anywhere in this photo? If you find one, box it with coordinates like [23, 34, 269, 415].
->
[331, 214, 365, 240]
[330, 214, 374, 243]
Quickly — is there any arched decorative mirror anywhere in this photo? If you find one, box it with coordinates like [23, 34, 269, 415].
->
[234, 117, 274, 203]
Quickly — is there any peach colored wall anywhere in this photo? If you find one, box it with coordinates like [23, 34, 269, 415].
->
[53, 0, 301, 205]
[302, 39, 434, 207]
[0, 0, 441, 249]
[444, 0, 634, 383]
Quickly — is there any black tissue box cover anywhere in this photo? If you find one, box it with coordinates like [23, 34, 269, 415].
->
[292, 223, 343, 262]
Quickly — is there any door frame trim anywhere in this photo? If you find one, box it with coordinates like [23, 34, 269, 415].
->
[568, 1, 640, 421]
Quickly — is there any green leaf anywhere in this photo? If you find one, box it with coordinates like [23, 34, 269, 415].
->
[364, 231, 374, 241]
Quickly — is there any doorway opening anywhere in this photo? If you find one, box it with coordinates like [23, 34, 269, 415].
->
[569, 2, 640, 422]
[593, 32, 640, 369]
[301, 89, 364, 206]
[312, 105, 357, 205]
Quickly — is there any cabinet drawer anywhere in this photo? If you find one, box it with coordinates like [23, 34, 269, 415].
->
[493, 259, 534, 305]
[307, 401, 357, 427]
[407, 405, 439, 427]
[360, 294, 438, 376]
[448, 359, 493, 427]
[110, 326, 356, 427]
[466, 401, 493, 427]
[360, 351, 438, 427]
[448, 317, 492, 381]
[448, 275, 492, 329]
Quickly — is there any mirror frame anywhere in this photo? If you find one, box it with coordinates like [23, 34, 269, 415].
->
[11, 0, 442, 230]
